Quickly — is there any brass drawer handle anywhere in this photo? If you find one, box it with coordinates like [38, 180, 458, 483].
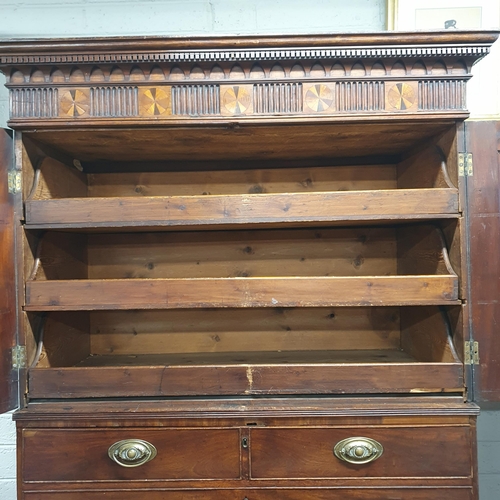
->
[334, 437, 383, 464]
[108, 439, 157, 467]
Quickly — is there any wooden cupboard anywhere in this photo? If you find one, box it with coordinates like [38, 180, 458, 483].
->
[0, 31, 498, 499]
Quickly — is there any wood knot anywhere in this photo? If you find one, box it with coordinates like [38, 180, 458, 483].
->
[352, 255, 365, 269]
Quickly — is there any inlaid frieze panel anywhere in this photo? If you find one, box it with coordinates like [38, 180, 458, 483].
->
[59, 89, 88, 118]
[385, 82, 418, 112]
[139, 87, 171, 116]
[221, 85, 253, 116]
[304, 84, 333, 113]
[7, 78, 473, 121]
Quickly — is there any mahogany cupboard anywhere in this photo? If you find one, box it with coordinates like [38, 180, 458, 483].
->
[0, 31, 499, 499]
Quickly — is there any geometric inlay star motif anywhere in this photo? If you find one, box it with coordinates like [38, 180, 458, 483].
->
[387, 83, 415, 111]
[60, 89, 89, 117]
[222, 86, 251, 114]
[139, 87, 171, 116]
[305, 84, 334, 112]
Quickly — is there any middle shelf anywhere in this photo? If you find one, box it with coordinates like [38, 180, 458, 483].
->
[24, 223, 460, 311]
[23, 153, 459, 230]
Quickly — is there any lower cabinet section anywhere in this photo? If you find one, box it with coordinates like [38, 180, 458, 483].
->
[15, 399, 479, 499]
[23, 488, 475, 500]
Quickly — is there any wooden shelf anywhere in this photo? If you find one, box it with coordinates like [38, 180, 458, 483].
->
[25, 275, 459, 311]
[25, 189, 458, 229]
[25, 223, 459, 311]
[28, 349, 463, 399]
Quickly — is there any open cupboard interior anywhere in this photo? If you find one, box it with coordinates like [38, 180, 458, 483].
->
[1, 31, 499, 499]
[19, 121, 465, 399]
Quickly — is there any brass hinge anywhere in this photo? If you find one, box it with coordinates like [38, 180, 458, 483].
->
[458, 153, 473, 177]
[7, 171, 22, 194]
[465, 341, 479, 365]
[12, 345, 27, 369]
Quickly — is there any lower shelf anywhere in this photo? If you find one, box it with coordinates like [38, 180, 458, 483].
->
[27, 305, 464, 398]
[29, 349, 462, 398]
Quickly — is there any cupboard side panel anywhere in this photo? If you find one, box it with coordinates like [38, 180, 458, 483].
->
[0, 129, 17, 412]
[466, 120, 500, 403]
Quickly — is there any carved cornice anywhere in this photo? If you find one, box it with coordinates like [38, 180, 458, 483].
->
[0, 31, 497, 125]
[0, 31, 497, 62]
[1, 31, 496, 74]
[0, 43, 493, 65]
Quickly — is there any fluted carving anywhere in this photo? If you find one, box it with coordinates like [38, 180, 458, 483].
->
[418, 80, 466, 111]
[90, 87, 138, 117]
[11, 88, 58, 118]
[253, 83, 302, 114]
[171, 85, 220, 116]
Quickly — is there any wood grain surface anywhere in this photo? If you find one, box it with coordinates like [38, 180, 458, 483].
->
[28, 359, 463, 398]
[25, 189, 458, 228]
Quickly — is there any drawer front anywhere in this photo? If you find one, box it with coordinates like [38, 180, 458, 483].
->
[250, 426, 472, 478]
[23, 488, 473, 500]
[23, 428, 240, 481]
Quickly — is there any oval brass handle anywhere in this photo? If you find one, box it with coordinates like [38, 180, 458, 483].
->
[334, 437, 383, 465]
[108, 439, 157, 467]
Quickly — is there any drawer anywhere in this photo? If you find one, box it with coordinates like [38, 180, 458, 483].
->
[23, 488, 474, 500]
[250, 426, 472, 478]
[22, 428, 240, 482]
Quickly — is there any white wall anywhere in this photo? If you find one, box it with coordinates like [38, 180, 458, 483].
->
[0, 0, 385, 37]
[397, 0, 500, 119]
[0, 413, 16, 499]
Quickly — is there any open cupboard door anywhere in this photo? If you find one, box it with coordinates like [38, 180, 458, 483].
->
[465, 120, 500, 404]
[0, 128, 18, 413]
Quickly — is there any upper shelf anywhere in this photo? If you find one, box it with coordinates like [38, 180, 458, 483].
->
[25, 189, 458, 230]
[0, 31, 498, 128]
[22, 127, 460, 230]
